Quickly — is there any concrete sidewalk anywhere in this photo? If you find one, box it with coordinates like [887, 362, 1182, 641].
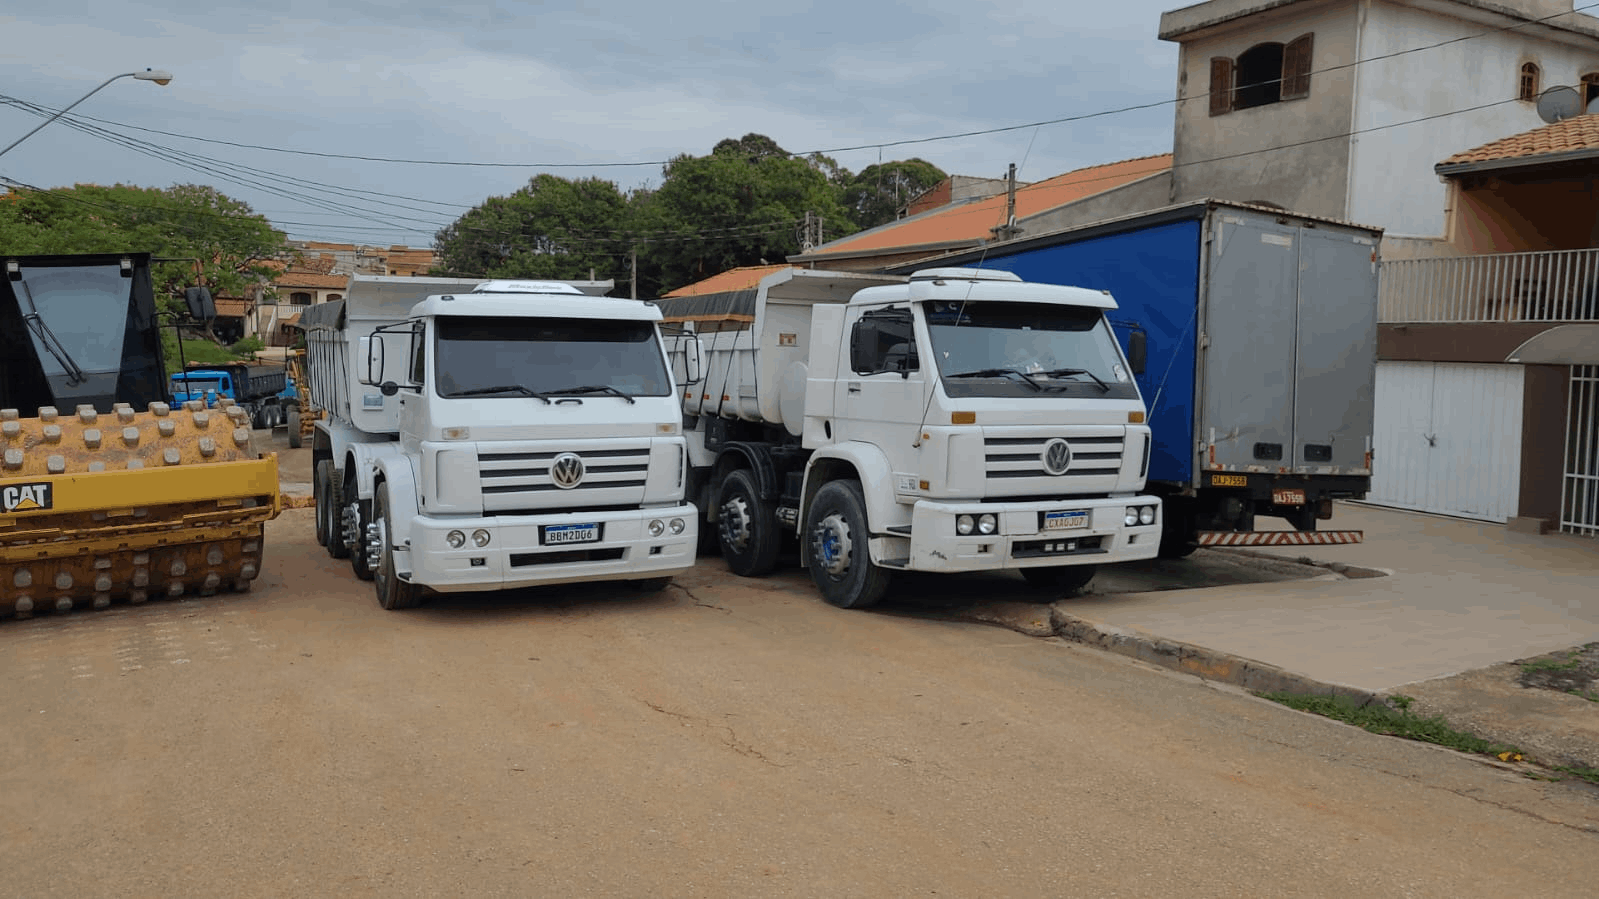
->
[1058, 502, 1599, 694]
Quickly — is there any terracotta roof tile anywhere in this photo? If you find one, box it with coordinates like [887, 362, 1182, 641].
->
[663, 264, 792, 297]
[808, 154, 1173, 257]
[274, 270, 349, 290]
[1439, 115, 1599, 169]
[214, 298, 251, 317]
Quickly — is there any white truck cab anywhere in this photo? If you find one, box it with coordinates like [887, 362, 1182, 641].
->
[306, 276, 697, 609]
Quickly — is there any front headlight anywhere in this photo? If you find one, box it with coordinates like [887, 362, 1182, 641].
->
[668, 518, 686, 535]
[977, 513, 997, 535]
[1124, 508, 1140, 528]
[648, 519, 666, 537]
[446, 530, 466, 549]
[1139, 506, 1156, 526]
[957, 514, 975, 535]
[471, 528, 491, 547]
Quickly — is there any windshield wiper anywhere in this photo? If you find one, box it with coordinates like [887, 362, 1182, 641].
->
[19, 282, 88, 386]
[1038, 368, 1111, 393]
[545, 385, 637, 405]
[452, 385, 551, 403]
[946, 367, 1043, 391]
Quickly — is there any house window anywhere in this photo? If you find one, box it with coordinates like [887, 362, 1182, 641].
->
[1582, 72, 1599, 105]
[290, 292, 313, 306]
[1210, 34, 1314, 115]
[327, 293, 342, 302]
[1520, 62, 1541, 101]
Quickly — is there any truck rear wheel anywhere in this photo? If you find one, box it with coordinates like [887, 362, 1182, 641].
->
[327, 468, 350, 559]
[718, 468, 780, 577]
[374, 482, 423, 610]
[804, 479, 891, 609]
[287, 411, 302, 448]
[314, 460, 333, 547]
[350, 494, 375, 581]
[1021, 564, 1098, 595]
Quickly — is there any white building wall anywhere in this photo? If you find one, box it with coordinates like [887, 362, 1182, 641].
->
[1348, 1, 1599, 237]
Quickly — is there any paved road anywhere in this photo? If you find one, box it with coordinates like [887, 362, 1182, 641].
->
[3, 509, 1597, 897]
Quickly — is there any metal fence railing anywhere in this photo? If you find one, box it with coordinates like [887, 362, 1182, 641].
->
[1380, 248, 1599, 323]
[1565, 365, 1599, 538]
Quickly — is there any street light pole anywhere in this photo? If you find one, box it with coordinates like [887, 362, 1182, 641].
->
[0, 69, 174, 161]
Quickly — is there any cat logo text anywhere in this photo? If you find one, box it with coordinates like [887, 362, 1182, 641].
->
[2, 482, 53, 514]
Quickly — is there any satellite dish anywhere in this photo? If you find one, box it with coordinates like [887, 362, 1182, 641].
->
[1536, 85, 1583, 124]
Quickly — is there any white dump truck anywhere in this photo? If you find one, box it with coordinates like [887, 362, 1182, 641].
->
[660, 267, 1161, 609]
[302, 275, 698, 609]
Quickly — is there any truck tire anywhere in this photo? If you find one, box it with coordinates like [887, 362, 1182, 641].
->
[287, 411, 302, 448]
[804, 479, 891, 609]
[350, 495, 375, 581]
[374, 482, 423, 610]
[314, 459, 333, 547]
[327, 470, 350, 559]
[717, 468, 780, 577]
[1021, 564, 1098, 595]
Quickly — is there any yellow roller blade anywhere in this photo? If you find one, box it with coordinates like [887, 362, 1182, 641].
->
[0, 400, 281, 618]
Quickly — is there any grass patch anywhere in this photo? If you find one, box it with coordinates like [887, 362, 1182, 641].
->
[1519, 653, 1580, 673]
[1259, 692, 1519, 757]
[1567, 688, 1599, 703]
[1553, 765, 1599, 786]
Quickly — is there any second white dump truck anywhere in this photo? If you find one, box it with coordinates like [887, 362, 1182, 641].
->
[662, 267, 1162, 609]
[302, 275, 698, 609]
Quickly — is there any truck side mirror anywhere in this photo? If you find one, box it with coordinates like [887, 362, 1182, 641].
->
[363, 335, 385, 386]
[1128, 331, 1147, 376]
[684, 338, 705, 384]
[185, 286, 216, 321]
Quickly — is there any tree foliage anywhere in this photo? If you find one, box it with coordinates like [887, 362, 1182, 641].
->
[431, 134, 947, 296]
[432, 174, 631, 281]
[0, 183, 289, 311]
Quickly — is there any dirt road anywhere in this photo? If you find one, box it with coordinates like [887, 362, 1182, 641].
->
[3, 509, 1597, 897]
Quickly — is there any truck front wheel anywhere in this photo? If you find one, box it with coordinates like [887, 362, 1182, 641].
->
[1021, 565, 1098, 595]
[804, 479, 891, 609]
[374, 482, 423, 610]
[718, 468, 780, 577]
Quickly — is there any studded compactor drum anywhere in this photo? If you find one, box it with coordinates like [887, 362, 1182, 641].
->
[0, 253, 281, 619]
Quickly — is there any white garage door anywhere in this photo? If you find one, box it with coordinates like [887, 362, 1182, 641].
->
[1369, 362, 1524, 522]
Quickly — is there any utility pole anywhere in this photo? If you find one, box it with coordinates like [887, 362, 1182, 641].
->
[630, 247, 637, 300]
[992, 163, 1023, 242]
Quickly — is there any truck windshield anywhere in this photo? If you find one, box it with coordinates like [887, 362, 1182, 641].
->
[923, 301, 1138, 399]
[434, 316, 671, 399]
[172, 377, 222, 394]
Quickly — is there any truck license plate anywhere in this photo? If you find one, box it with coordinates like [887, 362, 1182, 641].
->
[542, 523, 601, 545]
[1272, 489, 1306, 506]
[1044, 510, 1089, 530]
[1211, 473, 1247, 487]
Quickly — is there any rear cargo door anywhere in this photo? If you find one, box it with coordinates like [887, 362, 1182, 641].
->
[1201, 214, 1300, 470]
[1294, 228, 1377, 473]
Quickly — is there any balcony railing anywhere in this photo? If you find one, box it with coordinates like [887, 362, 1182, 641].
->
[1380, 248, 1599, 323]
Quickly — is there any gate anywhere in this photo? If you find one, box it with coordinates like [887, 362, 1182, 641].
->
[1564, 365, 1599, 536]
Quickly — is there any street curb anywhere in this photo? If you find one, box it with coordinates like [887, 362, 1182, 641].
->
[945, 601, 1382, 707]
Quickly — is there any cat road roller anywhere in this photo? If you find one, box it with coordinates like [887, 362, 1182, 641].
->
[0, 253, 280, 619]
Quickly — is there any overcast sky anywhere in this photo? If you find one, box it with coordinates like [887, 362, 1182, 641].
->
[0, 1, 1180, 257]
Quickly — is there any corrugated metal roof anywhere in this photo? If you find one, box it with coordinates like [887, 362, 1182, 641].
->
[1438, 115, 1599, 171]
[804, 154, 1172, 257]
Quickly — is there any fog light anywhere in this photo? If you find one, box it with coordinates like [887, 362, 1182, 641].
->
[1124, 508, 1139, 527]
[668, 518, 686, 535]
[1139, 506, 1156, 526]
[957, 514, 974, 535]
[648, 519, 665, 537]
[471, 528, 491, 547]
[977, 513, 997, 535]
[446, 530, 466, 549]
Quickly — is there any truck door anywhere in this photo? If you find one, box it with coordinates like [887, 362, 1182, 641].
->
[833, 306, 928, 477]
[1293, 228, 1377, 474]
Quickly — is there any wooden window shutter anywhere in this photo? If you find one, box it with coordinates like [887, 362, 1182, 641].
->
[1282, 34, 1313, 99]
[1209, 57, 1234, 115]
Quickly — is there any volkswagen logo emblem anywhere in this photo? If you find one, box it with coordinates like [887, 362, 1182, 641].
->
[550, 452, 585, 489]
[1041, 438, 1073, 476]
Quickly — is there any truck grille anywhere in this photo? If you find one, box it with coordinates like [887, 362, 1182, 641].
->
[983, 432, 1125, 479]
[477, 442, 652, 513]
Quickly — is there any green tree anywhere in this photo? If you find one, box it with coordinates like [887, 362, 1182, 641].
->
[0, 183, 289, 312]
[433, 174, 631, 282]
[634, 134, 857, 294]
[840, 159, 947, 230]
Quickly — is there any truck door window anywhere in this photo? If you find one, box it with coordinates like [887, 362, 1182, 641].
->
[850, 308, 918, 375]
[410, 324, 426, 384]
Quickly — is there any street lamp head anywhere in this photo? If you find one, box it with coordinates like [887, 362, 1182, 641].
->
[133, 69, 174, 86]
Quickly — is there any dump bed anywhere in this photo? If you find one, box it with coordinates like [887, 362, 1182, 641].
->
[660, 268, 904, 433]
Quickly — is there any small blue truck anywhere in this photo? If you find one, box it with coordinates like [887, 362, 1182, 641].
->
[170, 361, 295, 430]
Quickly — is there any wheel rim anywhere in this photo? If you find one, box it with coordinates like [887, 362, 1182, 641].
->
[813, 512, 852, 578]
[371, 515, 389, 594]
[720, 494, 752, 553]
